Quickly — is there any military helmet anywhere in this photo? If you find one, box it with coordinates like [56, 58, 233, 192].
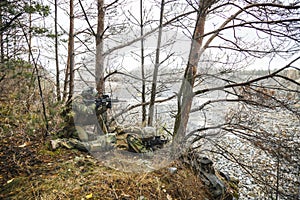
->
[81, 87, 97, 98]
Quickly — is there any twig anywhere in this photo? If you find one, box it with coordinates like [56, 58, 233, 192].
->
[18, 20, 49, 137]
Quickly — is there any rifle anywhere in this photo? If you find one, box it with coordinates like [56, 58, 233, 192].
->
[142, 136, 168, 151]
[83, 95, 125, 135]
[83, 95, 124, 109]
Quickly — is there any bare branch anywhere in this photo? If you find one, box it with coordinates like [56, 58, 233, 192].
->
[193, 56, 300, 96]
[103, 10, 196, 56]
[200, 3, 300, 57]
[109, 94, 176, 124]
[0, 12, 23, 33]
[78, 0, 96, 37]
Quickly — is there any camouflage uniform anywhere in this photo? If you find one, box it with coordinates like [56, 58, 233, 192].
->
[86, 132, 148, 153]
[57, 87, 151, 153]
[51, 131, 148, 153]
[64, 87, 110, 140]
[115, 132, 148, 153]
[62, 88, 98, 141]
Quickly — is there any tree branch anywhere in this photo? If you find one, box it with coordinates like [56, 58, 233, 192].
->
[103, 10, 196, 56]
[0, 12, 23, 33]
[109, 94, 176, 124]
[78, 0, 96, 37]
[200, 3, 300, 57]
[193, 56, 300, 96]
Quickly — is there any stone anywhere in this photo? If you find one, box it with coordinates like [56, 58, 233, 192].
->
[168, 167, 177, 174]
[50, 139, 60, 150]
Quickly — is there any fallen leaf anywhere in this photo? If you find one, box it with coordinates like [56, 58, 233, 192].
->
[85, 193, 93, 199]
[18, 142, 30, 148]
[7, 178, 14, 184]
[166, 194, 173, 200]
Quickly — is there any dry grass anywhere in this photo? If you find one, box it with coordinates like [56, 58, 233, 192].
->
[1, 150, 211, 200]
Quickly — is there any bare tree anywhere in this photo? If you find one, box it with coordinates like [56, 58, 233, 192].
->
[95, 0, 105, 96]
[54, 0, 61, 101]
[170, 0, 300, 138]
[173, 0, 216, 141]
[140, 0, 147, 124]
[148, 0, 165, 126]
[66, 0, 75, 103]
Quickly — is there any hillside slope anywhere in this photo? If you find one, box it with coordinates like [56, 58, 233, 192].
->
[0, 61, 213, 200]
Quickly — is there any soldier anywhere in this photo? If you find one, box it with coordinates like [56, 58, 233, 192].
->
[73, 87, 109, 138]
[51, 128, 153, 153]
[54, 87, 167, 153]
[61, 87, 102, 141]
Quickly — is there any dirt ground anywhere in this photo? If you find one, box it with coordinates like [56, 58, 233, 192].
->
[0, 131, 212, 200]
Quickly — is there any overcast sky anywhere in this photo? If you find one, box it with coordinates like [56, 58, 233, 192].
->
[35, 0, 300, 77]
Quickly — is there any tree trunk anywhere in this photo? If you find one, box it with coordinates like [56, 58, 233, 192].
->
[140, 0, 146, 124]
[173, 2, 207, 142]
[54, 0, 61, 101]
[62, 55, 70, 101]
[95, 0, 105, 96]
[28, 0, 32, 63]
[148, 0, 164, 126]
[0, 5, 4, 62]
[67, 0, 75, 103]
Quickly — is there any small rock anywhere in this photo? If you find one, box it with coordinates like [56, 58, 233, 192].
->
[168, 167, 177, 174]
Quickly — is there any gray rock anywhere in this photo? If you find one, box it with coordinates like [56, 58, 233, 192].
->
[168, 167, 178, 174]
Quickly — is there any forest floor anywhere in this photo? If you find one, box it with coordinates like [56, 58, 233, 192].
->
[0, 130, 212, 200]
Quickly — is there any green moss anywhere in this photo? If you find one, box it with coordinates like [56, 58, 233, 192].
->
[38, 147, 63, 156]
